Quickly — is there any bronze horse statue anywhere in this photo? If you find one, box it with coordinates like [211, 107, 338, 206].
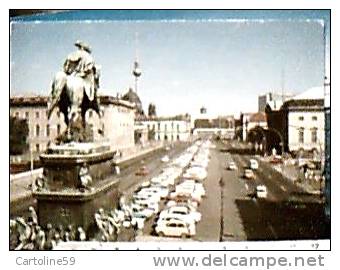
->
[47, 68, 102, 142]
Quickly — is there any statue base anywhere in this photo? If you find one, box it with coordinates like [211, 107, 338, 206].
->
[33, 142, 119, 234]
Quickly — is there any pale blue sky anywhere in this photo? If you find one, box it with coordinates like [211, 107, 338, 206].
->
[10, 13, 327, 116]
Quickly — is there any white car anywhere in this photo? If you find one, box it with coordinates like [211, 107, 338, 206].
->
[133, 192, 161, 201]
[161, 155, 170, 163]
[138, 202, 159, 214]
[160, 206, 201, 223]
[155, 219, 195, 238]
[249, 159, 259, 170]
[166, 199, 198, 209]
[256, 185, 267, 198]
[183, 167, 207, 181]
[138, 187, 166, 199]
[133, 196, 160, 206]
[131, 204, 154, 218]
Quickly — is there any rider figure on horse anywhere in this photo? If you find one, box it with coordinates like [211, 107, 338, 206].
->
[63, 40, 97, 101]
[47, 41, 102, 142]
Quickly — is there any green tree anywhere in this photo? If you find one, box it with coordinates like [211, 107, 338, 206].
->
[10, 116, 29, 155]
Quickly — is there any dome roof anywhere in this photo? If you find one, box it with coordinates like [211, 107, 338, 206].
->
[122, 88, 144, 115]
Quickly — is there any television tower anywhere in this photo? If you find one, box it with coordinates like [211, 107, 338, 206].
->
[132, 32, 142, 93]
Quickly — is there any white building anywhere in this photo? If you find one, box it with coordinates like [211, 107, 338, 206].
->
[10, 95, 135, 156]
[138, 115, 191, 142]
[284, 87, 325, 156]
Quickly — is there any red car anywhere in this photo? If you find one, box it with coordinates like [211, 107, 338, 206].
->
[135, 166, 149, 176]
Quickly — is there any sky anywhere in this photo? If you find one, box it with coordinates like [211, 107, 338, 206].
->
[10, 10, 329, 117]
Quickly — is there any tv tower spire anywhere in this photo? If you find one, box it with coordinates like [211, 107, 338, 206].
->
[132, 32, 142, 93]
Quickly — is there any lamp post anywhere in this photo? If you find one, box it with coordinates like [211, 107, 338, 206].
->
[219, 177, 224, 242]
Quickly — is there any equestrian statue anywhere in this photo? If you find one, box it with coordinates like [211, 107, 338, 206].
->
[47, 41, 102, 143]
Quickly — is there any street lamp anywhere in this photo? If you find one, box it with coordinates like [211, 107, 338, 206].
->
[219, 177, 224, 242]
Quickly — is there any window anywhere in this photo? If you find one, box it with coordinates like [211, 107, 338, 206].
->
[171, 122, 174, 130]
[164, 124, 167, 131]
[35, 124, 40, 136]
[35, 111, 40, 118]
[298, 128, 304, 143]
[57, 124, 61, 135]
[35, 144, 40, 152]
[311, 128, 318, 143]
[15, 112, 19, 118]
[158, 135, 160, 140]
[177, 135, 180, 141]
[298, 116, 304, 121]
[312, 116, 317, 121]
[25, 112, 29, 119]
[158, 122, 160, 131]
[177, 124, 180, 132]
[46, 124, 50, 137]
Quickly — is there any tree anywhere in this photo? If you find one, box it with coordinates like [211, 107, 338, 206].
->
[148, 103, 156, 118]
[10, 116, 29, 155]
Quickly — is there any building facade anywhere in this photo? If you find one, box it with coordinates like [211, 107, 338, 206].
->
[284, 99, 325, 155]
[138, 115, 191, 142]
[266, 86, 325, 156]
[10, 95, 135, 156]
[193, 116, 235, 139]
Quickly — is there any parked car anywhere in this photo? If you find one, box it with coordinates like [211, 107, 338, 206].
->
[155, 219, 195, 238]
[161, 155, 170, 163]
[160, 206, 201, 223]
[243, 169, 255, 179]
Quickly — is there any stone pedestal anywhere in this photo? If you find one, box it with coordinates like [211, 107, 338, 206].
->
[33, 142, 119, 233]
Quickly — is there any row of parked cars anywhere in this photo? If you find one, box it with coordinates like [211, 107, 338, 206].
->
[155, 140, 211, 238]
[128, 140, 212, 238]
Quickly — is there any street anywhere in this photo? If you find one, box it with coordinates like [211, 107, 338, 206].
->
[133, 139, 329, 241]
[10, 139, 330, 241]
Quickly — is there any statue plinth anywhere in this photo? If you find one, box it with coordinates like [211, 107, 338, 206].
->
[33, 142, 120, 235]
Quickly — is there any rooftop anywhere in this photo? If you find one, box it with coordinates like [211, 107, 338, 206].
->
[10, 95, 135, 109]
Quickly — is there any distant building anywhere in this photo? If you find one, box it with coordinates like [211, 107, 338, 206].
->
[258, 92, 294, 112]
[10, 95, 135, 156]
[137, 115, 191, 142]
[193, 115, 235, 139]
